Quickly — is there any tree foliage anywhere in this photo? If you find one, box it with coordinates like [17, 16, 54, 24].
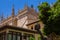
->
[38, 0, 60, 36]
[29, 37, 35, 40]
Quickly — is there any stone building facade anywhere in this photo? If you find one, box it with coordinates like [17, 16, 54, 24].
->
[0, 5, 39, 29]
[0, 5, 44, 40]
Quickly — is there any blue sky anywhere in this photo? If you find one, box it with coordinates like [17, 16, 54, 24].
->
[0, 0, 56, 18]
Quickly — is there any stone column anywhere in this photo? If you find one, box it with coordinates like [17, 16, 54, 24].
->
[22, 33, 29, 40]
[27, 36, 29, 40]
[26, 34, 29, 40]
[22, 33, 24, 40]
[5, 29, 9, 40]
[35, 34, 38, 40]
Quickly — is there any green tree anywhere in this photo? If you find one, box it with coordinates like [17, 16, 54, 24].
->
[38, 0, 60, 36]
[29, 37, 35, 40]
[38, 2, 51, 24]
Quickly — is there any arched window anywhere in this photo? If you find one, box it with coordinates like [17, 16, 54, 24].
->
[31, 26, 33, 30]
[35, 23, 40, 30]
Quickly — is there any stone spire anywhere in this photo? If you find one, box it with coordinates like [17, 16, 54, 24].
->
[7, 13, 8, 18]
[31, 5, 34, 8]
[12, 5, 15, 17]
[0, 16, 1, 22]
[1, 13, 4, 21]
[24, 3, 29, 9]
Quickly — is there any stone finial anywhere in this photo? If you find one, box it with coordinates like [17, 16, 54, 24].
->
[24, 3, 29, 9]
[11, 4, 15, 17]
[7, 13, 8, 18]
[31, 5, 34, 8]
[0, 16, 1, 22]
[1, 12, 4, 21]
